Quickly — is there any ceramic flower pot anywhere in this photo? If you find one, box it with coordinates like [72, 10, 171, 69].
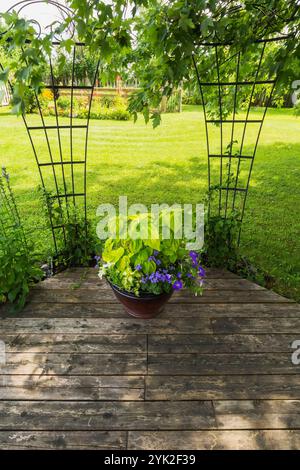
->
[107, 279, 173, 319]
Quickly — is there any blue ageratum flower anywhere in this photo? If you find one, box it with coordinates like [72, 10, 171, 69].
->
[148, 254, 161, 266]
[149, 272, 159, 284]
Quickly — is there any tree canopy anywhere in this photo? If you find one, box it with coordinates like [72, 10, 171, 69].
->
[0, 0, 299, 124]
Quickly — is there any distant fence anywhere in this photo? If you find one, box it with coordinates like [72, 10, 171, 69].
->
[0, 84, 11, 106]
[59, 79, 140, 99]
[94, 84, 139, 98]
[60, 86, 139, 99]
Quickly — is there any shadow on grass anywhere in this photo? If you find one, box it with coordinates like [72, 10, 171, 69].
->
[87, 156, 208, 209]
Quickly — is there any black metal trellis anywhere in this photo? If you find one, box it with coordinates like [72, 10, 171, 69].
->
[193, 36, 290, 244]
[0, 1, 100, 254]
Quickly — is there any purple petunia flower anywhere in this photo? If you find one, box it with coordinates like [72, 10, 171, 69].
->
[172, 279, 183, 291]
[189, 250, 199, 267]
[198, 266, 206, 277]
[189, 251, 198, 260]
[135, 264, 142, 271]
[153, 250, 159, 256]
[177, 272, 182, 279]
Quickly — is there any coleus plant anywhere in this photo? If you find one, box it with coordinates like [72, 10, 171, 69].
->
[96, 212, 206, 296]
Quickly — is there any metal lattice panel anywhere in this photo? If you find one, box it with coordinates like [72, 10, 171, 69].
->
[193, 36, 289, 243]
[0, 1, 100, 253]
[22, 43, 100, 252]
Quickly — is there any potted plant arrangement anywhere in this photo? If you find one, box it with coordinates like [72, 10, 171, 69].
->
[96, 213, 206, 319]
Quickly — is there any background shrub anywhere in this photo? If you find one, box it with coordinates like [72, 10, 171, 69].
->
[26, 92, 131, 121]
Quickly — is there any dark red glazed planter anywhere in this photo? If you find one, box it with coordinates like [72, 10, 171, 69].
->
[107, 279, 173, 319]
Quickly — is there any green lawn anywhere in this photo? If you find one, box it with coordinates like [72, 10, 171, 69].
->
[0, 105, 299, 300]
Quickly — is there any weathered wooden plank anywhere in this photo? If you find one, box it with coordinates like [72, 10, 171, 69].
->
[128, 430, 300, 450]
[33, 279, 106, 290]
[27, 288, 292, 304]
[214, 400, 300, 429]
[175, 289, 290, 303]
[0, 317, 212, 334]
[204, 279, 265, 290]
[2, 334, 146, 353]
[28, 289, 116, 303]
[148, 353, 297, 375]
[0, 376, 144, 401]
[0, 401, 216, 430]
[2, 302, 299, 319]
[0, 431, 127, 449]
[4, 333, 293, 355]
[148, 334, 296, 353]
[33, 278, 265, 291]
[1, 352, 147, 375]
[146, 375, 300, 400]
[212, 317, 300, 334]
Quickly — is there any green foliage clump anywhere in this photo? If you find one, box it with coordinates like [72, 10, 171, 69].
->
[204, 214, 241, 270]
[182, 90, 202, 106]
[89, 96, 130, 120]
[0, 168, 43, 311]
[39, 187, 97, 269]
[56, 216, 96, 268]
[0, 231, 42, 310]
[24, 87, 36, 113]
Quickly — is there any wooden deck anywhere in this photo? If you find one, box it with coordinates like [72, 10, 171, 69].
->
[0, 267, 300, 450]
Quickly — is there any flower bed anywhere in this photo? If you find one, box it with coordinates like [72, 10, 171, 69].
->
[26, 90, 131, 121]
